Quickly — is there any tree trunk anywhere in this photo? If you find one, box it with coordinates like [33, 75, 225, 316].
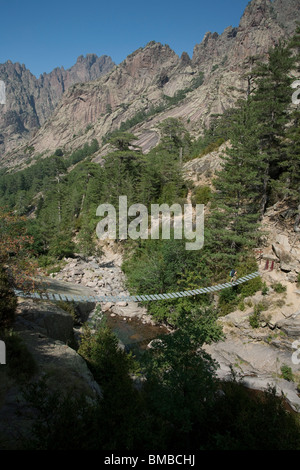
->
[56, 175, 62, 225]
[260, 164, 269, 217]
[294, 204, 300, 232]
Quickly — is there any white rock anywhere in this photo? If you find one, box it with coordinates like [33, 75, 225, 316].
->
[275, 234, 291, 252]
[102, 302, 114, 312]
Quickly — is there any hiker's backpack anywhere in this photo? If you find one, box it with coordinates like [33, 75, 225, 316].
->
[230, 269, 235, 277]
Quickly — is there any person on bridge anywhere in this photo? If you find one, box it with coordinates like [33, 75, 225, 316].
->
[230, 269, 237, 283]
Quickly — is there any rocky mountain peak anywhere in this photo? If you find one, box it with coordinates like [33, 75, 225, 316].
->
[121, 41, 179, 79]
[126, 41, 178, 63]
[0, 54, 115, 155]
[76, 53, 96, 63]
[180, 51, 191, 65]
[239, 0, 275, 29]
[273, 0, 300, 34]
[192, 0, 288, 69]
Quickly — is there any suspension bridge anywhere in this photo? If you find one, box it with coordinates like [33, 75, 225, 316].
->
[14, 271, 260, 304]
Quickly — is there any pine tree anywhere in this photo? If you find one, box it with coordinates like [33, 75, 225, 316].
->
[208, 99, 262, 272]
[251, 42, 294, 214]
[265, 27, 300, 230]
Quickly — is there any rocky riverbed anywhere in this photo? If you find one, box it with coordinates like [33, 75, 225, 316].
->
[50, 247, 157, 326]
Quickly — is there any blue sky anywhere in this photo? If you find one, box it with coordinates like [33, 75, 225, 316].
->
[0, 0, 250, 77]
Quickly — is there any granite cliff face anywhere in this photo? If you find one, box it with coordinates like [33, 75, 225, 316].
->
[36, 54, 115, 125]
[0, 54, 115, 156]
[1, 0, 299, 168]
[192, 0, 284, 68]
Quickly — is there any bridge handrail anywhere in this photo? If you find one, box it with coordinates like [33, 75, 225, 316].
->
[14, 271, 261, 303]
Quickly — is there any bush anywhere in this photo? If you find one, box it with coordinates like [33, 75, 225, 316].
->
[218, 287, 239, 316]
[37, 255, 57, 268]
[239, 273, 263, 298]
[272, 282, 287, 293]
[78, 324, 138, 386]
[20, 376, 100, 450]
[237, 257, 263, 298]
[262, 282, 269, 295]
[198, 138, 225, 157]
[281, 364, 294, 382]
[48, 234, 75, 259]
[0, 267, 17, 329]
[208, 382, 300, 450]
[249, 303, 266, 329]
[57, 301, 77, 322]
[249, 309, 260, 329]
[3, 330, 37, 382]
[192, 185, 212, 205]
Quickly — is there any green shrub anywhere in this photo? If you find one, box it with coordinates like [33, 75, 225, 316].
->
[262, 282, 269, 295]
[0, 267, 17, 329]
[249, 304, 264, 329]
[198, 138, 225, 157]
[48, 234, 75, 259]
[20, 376, 100, 450]
[239, 275, 263, 298]
[37, 255, 57, 268]
[57, 301, 77, 321]
[78, 324, 138, 386]
[280, 364, 294, 382]
[210, 382, 300, 450]
[192, 185, 212, 205]
[249, 312, 260, 328]
[46, 265, 62, 275]
[218, 287, 239, 316]
[272, 282, 287, 293]
[3, 330, 37, 381]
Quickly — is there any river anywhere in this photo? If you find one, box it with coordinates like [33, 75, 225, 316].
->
[44, 244, 169, 354]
